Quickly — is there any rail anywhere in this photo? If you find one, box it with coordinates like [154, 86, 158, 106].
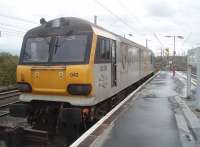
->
[0, 89, 20, 117]
[0, 89, 20, 100]
[0, 125, 49, 147]
[176, 71, 197, 86]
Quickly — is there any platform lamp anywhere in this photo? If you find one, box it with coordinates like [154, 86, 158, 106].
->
[164, 35, 184, 77]
[146, 39, 151, 48]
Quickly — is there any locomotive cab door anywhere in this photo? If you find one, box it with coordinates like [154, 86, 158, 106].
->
[111, 40, 117, 87]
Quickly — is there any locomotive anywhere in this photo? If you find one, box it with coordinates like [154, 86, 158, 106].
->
[11, 17, 155, 142]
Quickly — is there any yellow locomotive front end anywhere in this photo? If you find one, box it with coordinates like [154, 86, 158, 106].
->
[17, 18, 96, 101]
[17, 64, 93, 94]
[10, 18, 99, 143]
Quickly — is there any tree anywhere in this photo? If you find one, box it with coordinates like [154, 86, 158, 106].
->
[0, 52, 19, 87]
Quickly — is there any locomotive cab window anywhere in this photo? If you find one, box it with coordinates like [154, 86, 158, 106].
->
[52, 35, 88, 63]
[95, 36, 111, 63]
[21, 33, 92, 64]
[111, 39, 117, 87]
[23, 37, 51, 63]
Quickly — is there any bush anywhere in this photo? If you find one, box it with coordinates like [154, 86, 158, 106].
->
[0, 52, 19, 87]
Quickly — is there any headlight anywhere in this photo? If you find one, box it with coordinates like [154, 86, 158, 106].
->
[68, 84, 92, 95]
[17, 83, 32, 92]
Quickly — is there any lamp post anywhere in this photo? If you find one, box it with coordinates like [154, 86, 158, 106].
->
[146, 39, 151, 48]
[164, 35, 184, 77]
[94, 16, 97, 25]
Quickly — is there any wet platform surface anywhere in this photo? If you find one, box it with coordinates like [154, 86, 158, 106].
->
[90, 72, 182, 147]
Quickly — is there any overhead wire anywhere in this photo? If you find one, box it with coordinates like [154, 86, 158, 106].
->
[0, 13, 38, 24]
[115, 0, 144, 28]
[153, 33, 164, 48]
[0, 26, 26, 38]
[1, 30, 24, 37]
[116, 0, 166, 45]
[0, 26, 26, 34]
[0, 14, 36, 37]
[0, 22, 29, 32]
[107, 0, 165, 49]
[93, 0, 137, 33]
[115, 0, 189, 51]
[93, 0, 157, 49]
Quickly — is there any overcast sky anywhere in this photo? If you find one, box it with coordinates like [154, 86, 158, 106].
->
[0, 0, 199, 56]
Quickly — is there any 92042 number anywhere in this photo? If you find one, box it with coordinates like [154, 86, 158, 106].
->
[70, 72, 79, 77]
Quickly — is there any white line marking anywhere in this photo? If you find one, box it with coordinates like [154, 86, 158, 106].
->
[70, 72, 159, 147]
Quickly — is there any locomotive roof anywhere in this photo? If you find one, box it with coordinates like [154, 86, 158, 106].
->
[24, 17, 93, 38]
[24, 17, 152, 53]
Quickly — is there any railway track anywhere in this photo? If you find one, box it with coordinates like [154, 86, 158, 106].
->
[0, 89, 20, 99]
[176, 71, 197, 83]
[180, 71, 197, 78]
[0, 89, 20, 117]
[191, 73, 197, 79]
[0, 107, 9, 117]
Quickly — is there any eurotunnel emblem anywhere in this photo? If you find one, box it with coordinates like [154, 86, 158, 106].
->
[58, 71, 64, 79]
[34, 72, 39, 79]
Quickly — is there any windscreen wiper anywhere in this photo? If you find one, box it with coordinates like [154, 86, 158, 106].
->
[54, 38, 60, 54]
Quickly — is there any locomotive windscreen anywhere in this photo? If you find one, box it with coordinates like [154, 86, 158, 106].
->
[21, 34, 92, 64]
[52, 35, 87, 63]
[23, 37, 50, 63]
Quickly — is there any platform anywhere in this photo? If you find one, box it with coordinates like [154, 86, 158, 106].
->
[71, 71, 200, 147]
